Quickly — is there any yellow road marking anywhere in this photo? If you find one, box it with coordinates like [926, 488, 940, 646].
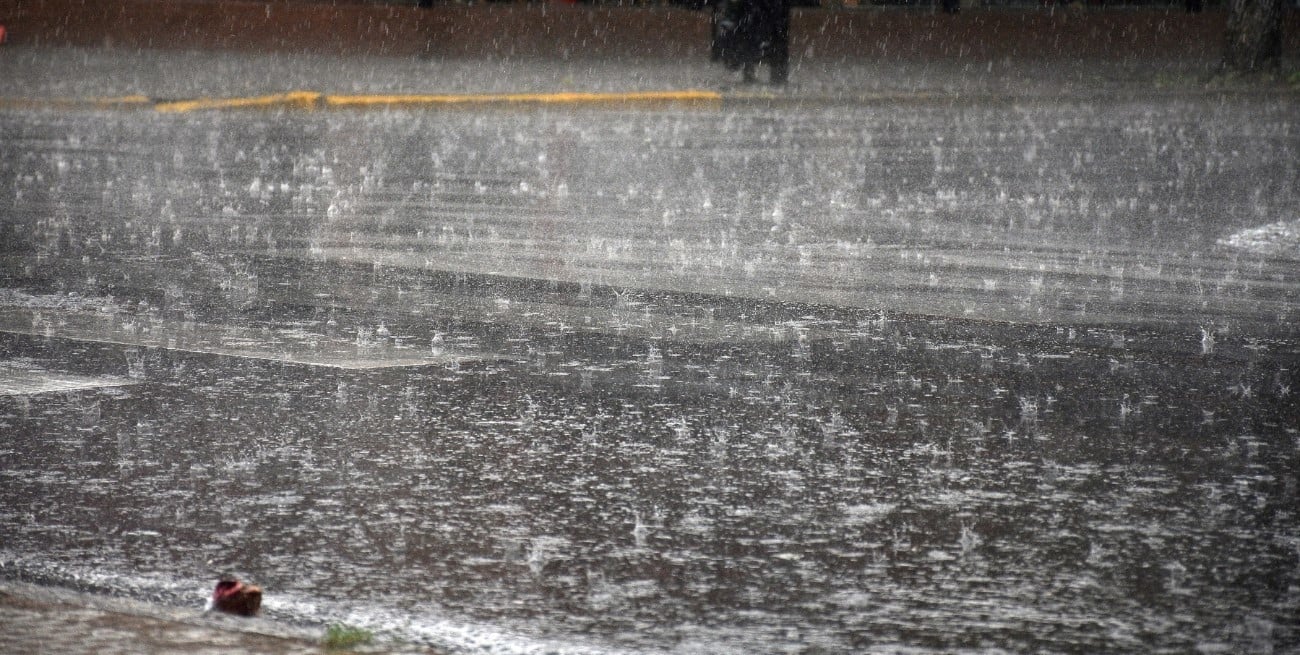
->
[94, 94, 152, 107]
[2, 90, 725, 112]
[154, 91, 322, 113]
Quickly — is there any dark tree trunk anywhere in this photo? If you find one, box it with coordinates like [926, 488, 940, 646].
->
[1224, 0, 1284, 72]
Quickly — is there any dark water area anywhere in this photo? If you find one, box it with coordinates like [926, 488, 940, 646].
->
[1, 287, 1298, 653]
[2, 99, 1299, 653]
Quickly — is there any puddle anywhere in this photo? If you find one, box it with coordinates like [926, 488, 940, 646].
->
[0, 362, 137, 396]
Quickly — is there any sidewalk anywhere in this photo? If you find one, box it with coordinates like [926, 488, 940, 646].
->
[0, 581, 435, 654]
[8, 0, 1296, 61]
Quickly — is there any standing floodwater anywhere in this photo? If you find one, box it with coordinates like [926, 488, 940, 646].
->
[1, 83, 1298, 654]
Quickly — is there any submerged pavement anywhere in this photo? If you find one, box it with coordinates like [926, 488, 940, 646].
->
[2, 44, 1300, 654]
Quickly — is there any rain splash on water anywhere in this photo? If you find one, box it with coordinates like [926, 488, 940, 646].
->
[1, 99, 1298, 653]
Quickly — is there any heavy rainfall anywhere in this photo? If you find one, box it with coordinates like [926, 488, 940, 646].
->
[2, 18, 1300, 655]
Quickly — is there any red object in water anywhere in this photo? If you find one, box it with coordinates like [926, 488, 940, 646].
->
[207, 577, 263, 617]
[0, 25, 8, 44]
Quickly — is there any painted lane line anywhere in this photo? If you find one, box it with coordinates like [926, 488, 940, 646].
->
[154, 90, 323, 113]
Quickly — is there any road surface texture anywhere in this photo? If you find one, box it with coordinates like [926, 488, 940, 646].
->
[2, 28, 1299, 655]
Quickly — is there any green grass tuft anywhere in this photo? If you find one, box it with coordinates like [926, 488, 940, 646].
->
[322, 623, 375, 650]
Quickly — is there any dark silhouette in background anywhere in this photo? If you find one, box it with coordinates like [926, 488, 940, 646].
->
[711, 0, 790, 84]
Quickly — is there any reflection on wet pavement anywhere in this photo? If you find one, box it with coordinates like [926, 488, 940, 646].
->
[0, 361, 137, 396]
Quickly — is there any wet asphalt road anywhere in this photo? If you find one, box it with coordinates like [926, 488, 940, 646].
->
[2, 48, 1300, 654]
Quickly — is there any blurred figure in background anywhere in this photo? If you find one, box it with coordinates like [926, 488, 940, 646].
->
[712, 0, 790, 84]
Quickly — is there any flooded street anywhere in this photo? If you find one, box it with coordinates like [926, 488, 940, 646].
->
[2, 94, 1299, 653]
